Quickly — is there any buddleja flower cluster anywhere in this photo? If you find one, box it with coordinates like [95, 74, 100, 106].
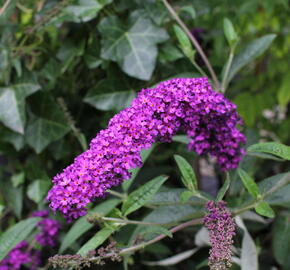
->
[32, 210, 61, 247]
[0, 210, 60, 270]
[204, 201, 236, 270]
[47, 77, 246, 220]
[0, 241, 40, 270]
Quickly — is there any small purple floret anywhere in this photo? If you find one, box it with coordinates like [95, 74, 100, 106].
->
[204, 201, 236, 270]
[47, 77, 246, 220]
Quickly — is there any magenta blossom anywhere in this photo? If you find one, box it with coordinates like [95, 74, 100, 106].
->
[47, 77, 246, 220]
[0, 241, 41, 270]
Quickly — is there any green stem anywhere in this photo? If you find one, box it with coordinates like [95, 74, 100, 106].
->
[221, 47, 235, 93]
[161, 0, 220, 90]
[107, 190, 126, 199]
[189, 58, 208, 78]
[101, 217, 164, 226]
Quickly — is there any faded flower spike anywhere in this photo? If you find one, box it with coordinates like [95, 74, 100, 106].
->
[204, 201, 236, 270]
[47, 77, 246, 220]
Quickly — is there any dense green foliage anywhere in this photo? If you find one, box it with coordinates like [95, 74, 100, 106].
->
[0, 0, 290, 269]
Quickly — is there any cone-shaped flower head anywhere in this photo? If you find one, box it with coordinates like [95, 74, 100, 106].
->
[47, 77, 246, 220]
[204, 201, 236, 270]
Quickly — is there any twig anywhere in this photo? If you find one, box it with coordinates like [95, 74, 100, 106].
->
[0, 0, 12, 16]
[119, 218, 203, 254]
[161, 0, 220, 90]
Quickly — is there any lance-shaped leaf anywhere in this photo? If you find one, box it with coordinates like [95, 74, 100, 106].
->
[247, 142, 290, 161]
[174, 155, 197, 191]
[0, 83, 40, 133]
[273, 216, 290, 268]
[238, 168, 260, 198]
[77, 225, 118, 256]
[122, 175, 168, 216]
[59, 199, 119, 253]
[228, 34, 276, 81]
[99, 15, 168, 80]
[0, 217, 41, 261]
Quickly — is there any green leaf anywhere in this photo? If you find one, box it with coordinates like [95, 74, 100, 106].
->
[0, 217, 41, 261]
[11, 172, 25, 188]
[2, 179, 23, 219]
[139, 225, 173, 239]
[238, 168, 260, 198]
[179, 5, 196, 19]
[77, 225, 118, 256]
[223, 18, 239, 47]
[255, 201, 275, 218]
[172, 135, 189, 144]
[27, 180, 51, 204]
[236, 216, 259, 270]
[25, 93, 70, 153]
[49, 0, 113, 24]
[247, 142, 290, 161]
[277, 76, 290, 107]
[258, 172, 290, 206]
[180, 190, 193, 203]
[174, 155, 197, 191]
[273, 216, 290, 268]
[150, 188, 204, 206]
[84, 90, 136, 111]
[99, 15, 168, 80]
[228, 34, 276, 81]
[0, 84, 40, 133]
[122, 175, 168, 216]
[122, 144, 157, 192]
[173, 25, 195, 59]
[59, 199, 119, 253]
[0, 127, 24, 150]
[216, 174, 231, 201]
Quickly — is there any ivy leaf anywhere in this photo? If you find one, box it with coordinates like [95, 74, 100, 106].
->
[174, 155, 197, 191]
[122, 175, 168, 216]
[99, 15, 168, 80]
[49, 0, 112, 24]
[255, 201, 275, 218]
[247, 142, 290, 161]
[59, 199, 119, 253]
[2, 178, 23, 219]
[77, 225, 118, 256]
[238, 168, 260, 198]
[0, 83, 40, 133]
[84, 90, 136, 111]
[228, 34, 276, 81]
[0, 217, 41, 261]
[25, 93, 70, 153]
[27, 180, 51, 204]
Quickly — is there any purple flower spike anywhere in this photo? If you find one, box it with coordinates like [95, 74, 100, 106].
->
[32, 210, 61, 247]
[0, 241, 41, 270]
[204, 201, 236, 270]
[47, 77, 246, 220]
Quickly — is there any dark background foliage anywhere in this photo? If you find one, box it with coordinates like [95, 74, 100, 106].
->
[0, 0, 290, 269]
